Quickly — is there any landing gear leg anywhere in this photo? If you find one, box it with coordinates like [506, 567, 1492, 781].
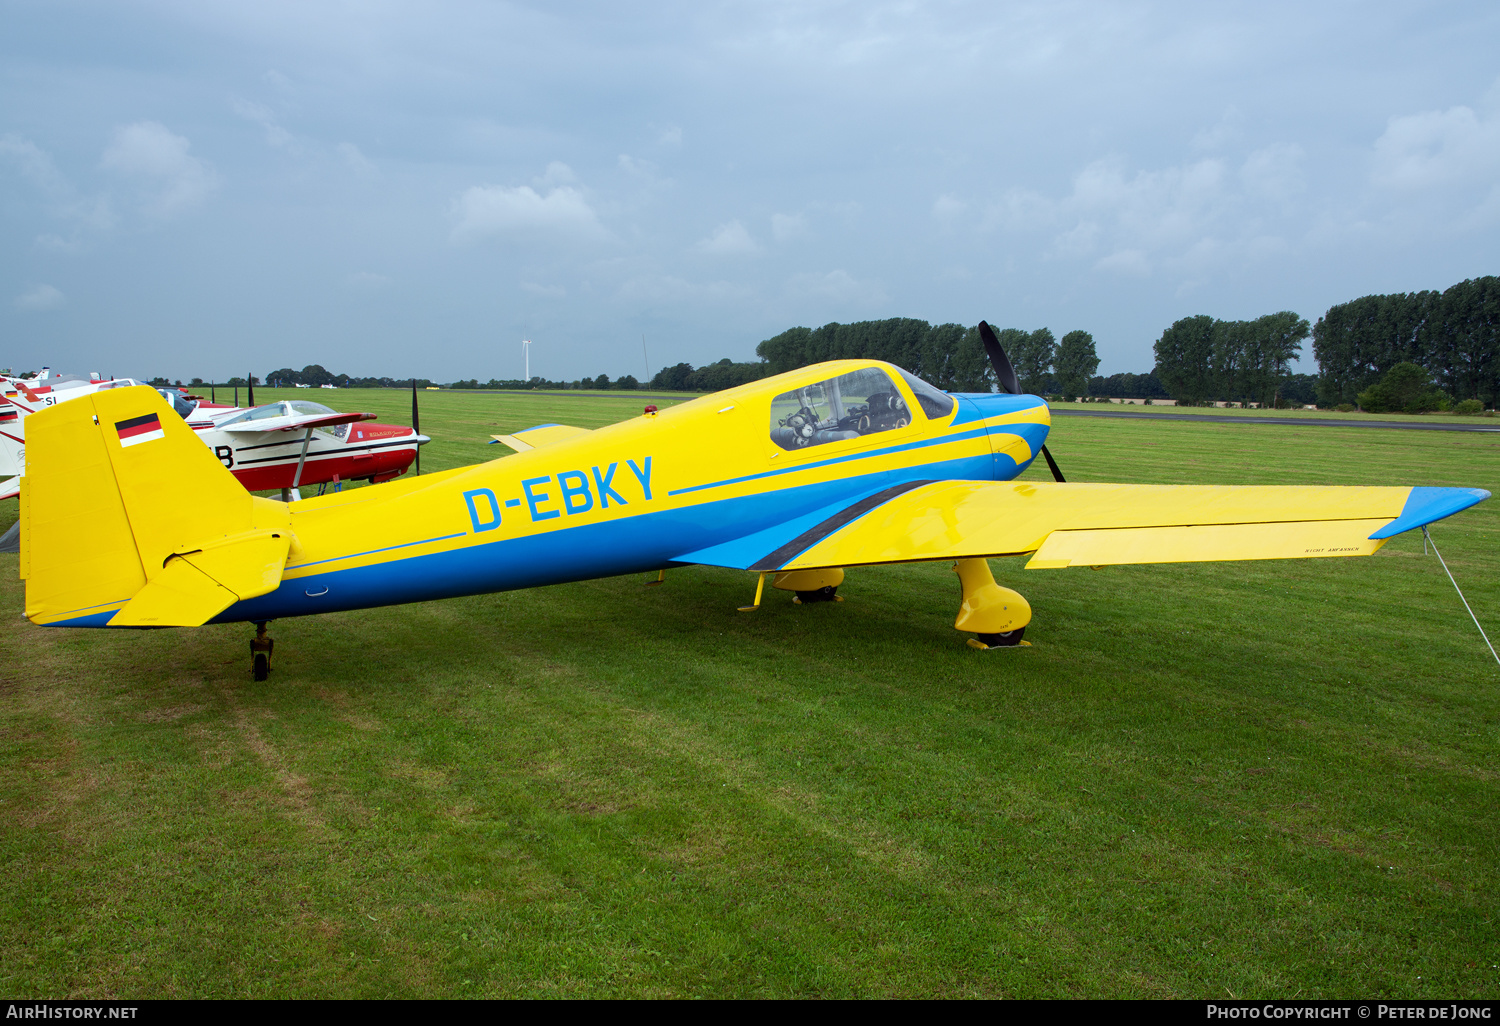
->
[953, 558, 1032, 650]
[738, 572, 767, 612]
[250, 621, 274, 681]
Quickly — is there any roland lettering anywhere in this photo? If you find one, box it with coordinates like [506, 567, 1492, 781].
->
[627, 457, 653, 500]
[463, 489, 502, 533]
[592, 462, 627, 508]
[521, 476, 560, 521]
[557, 470, 594, 515]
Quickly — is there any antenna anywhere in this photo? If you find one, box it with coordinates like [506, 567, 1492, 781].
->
[522, 339, 532, 385]
[642, 335, 651, 384]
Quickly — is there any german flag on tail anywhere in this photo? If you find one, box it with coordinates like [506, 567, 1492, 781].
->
[115, 412, 164, 448]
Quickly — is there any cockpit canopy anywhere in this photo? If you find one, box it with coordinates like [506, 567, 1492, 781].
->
[769, 365, 955, 452]
[214, 400, 338, 428]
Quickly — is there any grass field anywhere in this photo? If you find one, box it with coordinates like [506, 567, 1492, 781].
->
[1049, 399, 1499, 422]
[2, 388, 1498, 998]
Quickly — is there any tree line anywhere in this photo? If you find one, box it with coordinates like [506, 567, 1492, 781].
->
[1310, 277, 1499, 407]
[1151, 312, 1314, 407]
[756, 319, 1103, 397]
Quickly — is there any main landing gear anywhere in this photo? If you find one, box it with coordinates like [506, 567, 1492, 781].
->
[774, 568, 844, 605]
[953, 558, 1031, 649]
[738, 560, 1032, 650]
[250, 621, 274, 681]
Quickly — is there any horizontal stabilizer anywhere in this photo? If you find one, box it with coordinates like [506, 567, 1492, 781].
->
[110, 530, 291, 627]
[108, 558, 239, 627]
[489, 423, 590, 452]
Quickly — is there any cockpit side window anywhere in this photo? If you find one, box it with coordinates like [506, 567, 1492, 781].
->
[770, 367, 911, 452]
[895, 368, 956, 420]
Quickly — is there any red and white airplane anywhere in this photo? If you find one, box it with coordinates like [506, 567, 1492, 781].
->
[184, 398, 429, 496]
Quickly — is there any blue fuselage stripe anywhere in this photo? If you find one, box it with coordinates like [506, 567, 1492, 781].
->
[669, 424, 1018, 497]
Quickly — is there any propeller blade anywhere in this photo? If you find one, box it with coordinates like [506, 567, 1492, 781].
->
[247, 373, 255, 407]
[1039, 444, 1065, 483]
[979, 320, 1068, 483]
[977, 321, 1022, 395]
[411, 379, 421, 476]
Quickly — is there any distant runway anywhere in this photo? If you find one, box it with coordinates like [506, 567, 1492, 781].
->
[1052, 409, 1500, 433]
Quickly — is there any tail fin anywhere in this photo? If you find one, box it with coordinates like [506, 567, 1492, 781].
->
[23, 386, 292, 628]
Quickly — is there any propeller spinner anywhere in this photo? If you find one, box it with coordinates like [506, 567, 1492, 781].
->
[977, 321, 1065, 483]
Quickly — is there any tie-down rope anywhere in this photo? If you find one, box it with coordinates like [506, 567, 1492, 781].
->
[1423, 526, 1500, 667]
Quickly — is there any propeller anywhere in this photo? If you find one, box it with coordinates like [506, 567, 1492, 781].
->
[411, 379, 421, 476]
[977, 321, 1065, 483]
[247, 372, 255, 408]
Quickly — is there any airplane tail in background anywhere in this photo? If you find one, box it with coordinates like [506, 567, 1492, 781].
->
[23, 386, 293, 628]
[0, 396, 23, 479]
[0, 435, 23, 480]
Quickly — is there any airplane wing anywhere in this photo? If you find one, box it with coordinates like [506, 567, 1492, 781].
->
[0, 477, 18, 501]
[218, 411, 376, 433]
[489, 423, 592, 452]
[684, 481, 1489, 573]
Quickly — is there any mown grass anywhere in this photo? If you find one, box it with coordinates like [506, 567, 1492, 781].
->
[1, 389, 1497, 998]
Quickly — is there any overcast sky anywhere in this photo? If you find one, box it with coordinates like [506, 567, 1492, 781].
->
[2, 1, 1498, 383]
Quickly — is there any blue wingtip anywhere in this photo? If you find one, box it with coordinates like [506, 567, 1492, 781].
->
[1369, 487, 1491, 539]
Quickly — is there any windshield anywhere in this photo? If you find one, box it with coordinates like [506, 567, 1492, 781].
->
[288, 401, 336, 417]
[156, 388, 198, 420]
[895, 368, 956, 420]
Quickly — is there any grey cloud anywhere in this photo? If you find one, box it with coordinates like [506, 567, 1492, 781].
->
[1, 134, 115, 235]
[14, 284, 64, 311]
[1372, 104, 1500, 191]
[232, 98, 295, 150]
[771, 212, 808, 242]
[785, 269, 885, 306]
[695, 220, 760, 256]
[451, 180, 608, 244]
[101, 122, 217, 218]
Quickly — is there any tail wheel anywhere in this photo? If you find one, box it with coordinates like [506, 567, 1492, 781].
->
[252, 652, 270, 681]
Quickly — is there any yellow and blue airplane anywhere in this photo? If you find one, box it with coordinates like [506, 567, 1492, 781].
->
[16, 324, 1488, 679]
